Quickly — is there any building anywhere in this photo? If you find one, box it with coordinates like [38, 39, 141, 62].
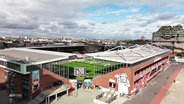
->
[0, 44, 171, 103]
[0, 48, 74, 100]
[90, 44, 170, 95]
[152, 25, 184, 52]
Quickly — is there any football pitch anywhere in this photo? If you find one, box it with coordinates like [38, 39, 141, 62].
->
[60, 58, 120, 78]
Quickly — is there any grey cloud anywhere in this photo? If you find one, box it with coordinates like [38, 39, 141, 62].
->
[39, 22, 61, 34]
[122, 28, 130, 31]
[50, 24, 60, 32]
[181, 18, 184, 24]
[0, 0, 89, 30]
[102, 22, 108, 24]
[0, 15, 39, 29]
[145, 13, 176, 25]
[157, 13, 176, 20]
[136, 18, 144, 21]
[0, 0, 184, 39]
[38, 21, 89, 37]
[134, 31, 143, 34]
[60, 21, 78, 29]
[1, 23, 38, 29]
[146, 19, 155, 25]
[0, 12, 6, 20]
[60, 21, 88, 29]
[19, 0, 88, 20]
[88, 22, 96, 26]
[79, 26, 88, 29]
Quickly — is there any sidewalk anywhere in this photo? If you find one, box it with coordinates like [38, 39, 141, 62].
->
[150, 65, 183, 104]
[161, 66, 184, 104]
[111, 97, 127, 104]
[0, 90, 9, 104]
[52, 88, 102, 104]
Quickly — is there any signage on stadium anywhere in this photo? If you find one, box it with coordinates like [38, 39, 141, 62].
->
[31, 70, 40, 94]
[74, 67, 86, 76]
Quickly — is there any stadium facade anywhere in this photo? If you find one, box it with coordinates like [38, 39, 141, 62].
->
[0, 44, 170, 102]
[90, 44, 170, 95]
[0, 48, 74, 100]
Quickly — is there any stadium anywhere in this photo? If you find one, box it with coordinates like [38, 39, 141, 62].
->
[90, 44, 170, 96]
[0, 43, 170, 103]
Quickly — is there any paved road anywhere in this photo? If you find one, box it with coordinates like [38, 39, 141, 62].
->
[123, 64, 180, 104]
[0, 90, 9, 104]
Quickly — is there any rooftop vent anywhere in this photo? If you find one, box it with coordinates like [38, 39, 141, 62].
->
[25, 56, 30, 61]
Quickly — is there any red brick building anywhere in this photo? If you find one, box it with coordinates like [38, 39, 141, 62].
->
[91, 44, 170, 95]
[0, 48, 73, 99]
[0, 67, 5, 84]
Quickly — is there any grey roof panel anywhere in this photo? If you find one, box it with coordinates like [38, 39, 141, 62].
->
[0, 48, 74, 63]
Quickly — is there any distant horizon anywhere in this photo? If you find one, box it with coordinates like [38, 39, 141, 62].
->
[0, 34, 151, 40]
[0, 1, 184, 39]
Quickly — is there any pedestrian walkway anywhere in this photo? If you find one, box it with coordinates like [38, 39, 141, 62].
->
[111, 97, 127, 104]
[124, 64, 180, 104]
[0, 90, 9, 104]
[52, 88, 102, 104]
[161, 67, 184, 104]
[150, 65, 183, 104]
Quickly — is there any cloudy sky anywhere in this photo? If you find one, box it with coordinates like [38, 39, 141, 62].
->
[0, 0, 184, 39]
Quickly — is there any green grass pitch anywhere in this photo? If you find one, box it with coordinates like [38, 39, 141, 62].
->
[59, 58, 121, 79]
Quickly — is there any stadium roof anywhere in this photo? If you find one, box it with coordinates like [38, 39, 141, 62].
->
[0, 48, 74, 64]
[87, 44, 170, 64]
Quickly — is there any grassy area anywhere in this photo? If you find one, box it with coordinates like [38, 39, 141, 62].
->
[60, 61, 97, 78]
[59, 58, 122, 79]
[176, 52, 184, 57]
[76, 77, 84, 83]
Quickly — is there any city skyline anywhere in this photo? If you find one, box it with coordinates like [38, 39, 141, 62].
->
[0, 0, 184, 39]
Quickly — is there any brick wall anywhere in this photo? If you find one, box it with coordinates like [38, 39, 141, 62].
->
[40, 69, 69, 90]
[92, 68, 132, 92]
[8, 74, 22, 94]
[0, 67, 5, 84]
[92, 52, 170, 94]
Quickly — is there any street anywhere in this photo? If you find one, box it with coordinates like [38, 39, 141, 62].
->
[124, 64, 180, 104]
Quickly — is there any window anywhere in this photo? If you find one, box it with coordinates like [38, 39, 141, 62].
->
[109, 82, 112, 87]
[33, 85, 38, 91]
[113, 83, 116, 88]
[26, 65, 41, 72]
[109, 82, 116, 88]
[7, 62, 21, 71]
[0, 60, 5, 66]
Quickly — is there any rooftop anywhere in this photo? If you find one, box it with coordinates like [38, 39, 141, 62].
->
[153, 25, 184, 37]
[88, 44, 169, 64]
[0, 48, 74, 64]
